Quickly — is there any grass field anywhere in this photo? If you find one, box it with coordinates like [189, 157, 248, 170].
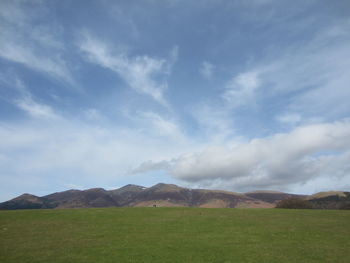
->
[1, 208, 349, 263]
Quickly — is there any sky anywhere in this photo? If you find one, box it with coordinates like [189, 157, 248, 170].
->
[1, 0, 350, 201]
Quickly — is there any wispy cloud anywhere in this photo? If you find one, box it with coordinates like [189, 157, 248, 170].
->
[131, 160, 171, 175]
[222, 71, 260, 108]
[275, 113, 301, 126]
[15, 96, 60, 120]
[0, 42, 73, 84]
[79, 33, 176, 105]
[199, 61, 213, 79]
[0, 75, 61, 120]
[190, 103, 235, 143]
[0, 1, 74, 86]
[243, 19, 350, 120]
[123, 109, 185, 140]
[138, 111, 183, 139]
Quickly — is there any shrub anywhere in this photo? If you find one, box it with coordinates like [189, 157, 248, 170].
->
[339, 202, 350, 210]
[276, 198, 314, 209]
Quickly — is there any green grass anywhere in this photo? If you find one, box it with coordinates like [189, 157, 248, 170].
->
[1, 208, 349, 263]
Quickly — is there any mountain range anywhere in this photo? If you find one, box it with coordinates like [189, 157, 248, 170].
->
[0, 183, 308, 209]
[1, 183, 349, 210]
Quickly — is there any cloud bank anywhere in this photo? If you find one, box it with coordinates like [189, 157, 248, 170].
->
[134, 120, 350, 191]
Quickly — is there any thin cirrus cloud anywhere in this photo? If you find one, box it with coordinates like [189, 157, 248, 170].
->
[222, 71, 261, 108]
[0, 43, 74, 85]
[190, 103, 235, 144]
[0, 1, 74, 86]
[123, 109, 185, 140]
[276, 113, 302, 126]
[15, 96, 60, 120]
[79, 33, 177, 105]
[199, 61, 214, 79]
[242, 20, 350, 120]
[0, 75, 61, 120]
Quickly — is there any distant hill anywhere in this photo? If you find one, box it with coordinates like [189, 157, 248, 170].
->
[306, 191, 350, 209]
[0, 183, 338, 210]
[43, 188, 119, 208]
[108, 184, 147, 206]
[245, 190, 307, 204]
[127, 183, 275, 208]
[0, 194, 48, 210]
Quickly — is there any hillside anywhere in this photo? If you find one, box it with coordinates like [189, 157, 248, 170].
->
[0, 183, 307, 210]
[245, 190, 307, 204]
[306, 191, 350, 209]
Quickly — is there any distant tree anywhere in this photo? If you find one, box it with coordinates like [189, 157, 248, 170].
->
[339, 202, 350, 210]
[276, 198, 314, 209]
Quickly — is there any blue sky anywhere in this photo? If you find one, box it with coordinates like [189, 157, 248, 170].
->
[1, 0, 350, 201]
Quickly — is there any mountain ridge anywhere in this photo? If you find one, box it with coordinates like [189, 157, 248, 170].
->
[0, 183, 348, 210]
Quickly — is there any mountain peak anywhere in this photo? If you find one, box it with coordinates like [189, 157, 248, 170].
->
[13, 193, 40, 201]
[151, 183, 183, 191]
[121, 184, 146, 189]
[84, 188, 107, 193]
[245, 190, 285, 194]
[109, 184, 146, 194]
[144, 183, 187, 194]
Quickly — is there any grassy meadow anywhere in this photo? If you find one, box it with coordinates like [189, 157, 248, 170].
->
[0, 207, 349, 263]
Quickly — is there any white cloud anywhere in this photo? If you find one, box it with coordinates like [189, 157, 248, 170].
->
[83, 108, 106, 122]
[1, 75, 61, 120]
[0, 106, 200, 201]
[15, 97, 60, 120]
[222, 71, 260, 107]
[0, 118, 185, 200]
[132, 120, 350, 192]
[122, 109, 188, 143]
[131, 160, 171, 174]
[0, 43, 72, 84]
[139, 111, 183, 138]
[0, 1, 74, 85]
[276, 113, 301, 125]
[199, 61, 213, 79]
[79, 33, 175, 105]
[239, 19, 350, 121]
[0, 0, 29, 27]
[190, 104, 235, 143]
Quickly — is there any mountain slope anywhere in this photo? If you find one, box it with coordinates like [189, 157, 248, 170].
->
[43, 188, 119, 208]
[113, 183, 274, 208]
[0, 183, 311, 210]
[108, 184, 146, 205]
[0, 194, 47, 210]
[245, 191, 307, 204]
[306, 191, 350, 209]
